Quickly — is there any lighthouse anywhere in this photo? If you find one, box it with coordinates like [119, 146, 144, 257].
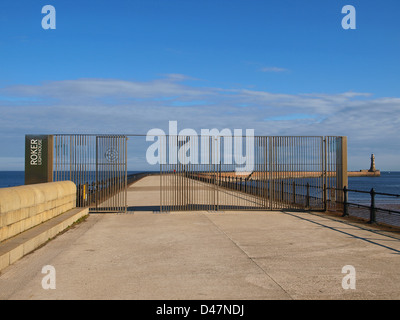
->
[348, 154, 380, 177]
[369, 154, 376, 172]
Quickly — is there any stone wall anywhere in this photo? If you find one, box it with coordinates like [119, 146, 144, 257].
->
[0, 181, 76, 242]
[348, 170, 381, 177]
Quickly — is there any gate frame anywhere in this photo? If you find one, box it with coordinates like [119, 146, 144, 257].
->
[159, 135, 347, 212]
[45, 133, 347, 213]
[52, 134, 128, 213]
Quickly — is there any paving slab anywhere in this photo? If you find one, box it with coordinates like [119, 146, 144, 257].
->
[1, 175, 400, 300]
[0, 210, 399, 300]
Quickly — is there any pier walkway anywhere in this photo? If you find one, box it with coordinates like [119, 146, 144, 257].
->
[1, 176, 400, 300]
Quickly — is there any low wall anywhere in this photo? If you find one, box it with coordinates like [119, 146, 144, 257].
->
[0, 181, 77, 243]
[348, 170, 381, 177]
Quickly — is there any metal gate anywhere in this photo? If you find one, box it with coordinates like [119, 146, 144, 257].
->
[53, 134, 128, 212]
[160, 136, 347, 212]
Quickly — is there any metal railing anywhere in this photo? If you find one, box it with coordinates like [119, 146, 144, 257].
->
[188, 174, 400, 229]
[251, 180, 400, 228]
[186, 173, 327, 211]
[160, 135, 347, 212]
[53, 134, 128, 213]
[50, 133, 349, 215]
[340, 187, 400, 227]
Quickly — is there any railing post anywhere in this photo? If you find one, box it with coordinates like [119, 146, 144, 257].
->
[306, 182, 310, 209]
[342, 186, 348, 217]
[292, 181, 296, 204]
[369, 188, 376, 224]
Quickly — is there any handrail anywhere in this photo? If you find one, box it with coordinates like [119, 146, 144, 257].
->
[186, 171, 400, 226]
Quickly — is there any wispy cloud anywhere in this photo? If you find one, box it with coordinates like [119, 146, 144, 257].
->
[260, 67, 288, 73]
[1, 74, 400, 169]
[0, 74, 209, 102]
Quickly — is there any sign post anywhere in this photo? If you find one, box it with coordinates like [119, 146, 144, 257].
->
[25, 135, 53, 185]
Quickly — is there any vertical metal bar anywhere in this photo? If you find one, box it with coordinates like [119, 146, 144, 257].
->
[342, 186, 348, 217]
[95, 136, 99, 211]
[324, 136, 327, 211]
[268, 136, 272, 210]
[369, 188, 376, 224]
[160, 135, 163, 212]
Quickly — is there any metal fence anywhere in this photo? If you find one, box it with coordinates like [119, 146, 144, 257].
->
[50, 134, 350, 215]
[160, 135, 347, 212]
[333, 187, 400, 228]
[53, 134, 128, 212]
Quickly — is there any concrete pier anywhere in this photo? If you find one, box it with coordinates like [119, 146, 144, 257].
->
[1, 175, 400, 300]
[348, 170, 381, 177]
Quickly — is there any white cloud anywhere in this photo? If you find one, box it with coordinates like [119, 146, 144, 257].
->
[0, 74, 211, 102]
[1, 75, 400, 170]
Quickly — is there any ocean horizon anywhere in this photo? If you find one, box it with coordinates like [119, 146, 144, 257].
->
[1, 171, 400, 203]
[0, 171, 153, 189]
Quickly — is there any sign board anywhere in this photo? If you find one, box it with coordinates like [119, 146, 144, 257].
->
[25, 135, 53, 185]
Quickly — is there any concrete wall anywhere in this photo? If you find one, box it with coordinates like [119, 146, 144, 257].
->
[348, 170, 381, 177]
[0, 181, 76, 243]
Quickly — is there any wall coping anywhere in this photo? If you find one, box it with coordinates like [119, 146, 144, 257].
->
[0, 181, 76, 214]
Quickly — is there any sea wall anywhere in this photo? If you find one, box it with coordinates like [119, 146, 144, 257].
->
[196, 170, 380, 179]
[348, 170, 381, 177]
[0, 181, 76, 242]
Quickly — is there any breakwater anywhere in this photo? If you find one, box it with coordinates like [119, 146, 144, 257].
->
[348, 170, 381, 177]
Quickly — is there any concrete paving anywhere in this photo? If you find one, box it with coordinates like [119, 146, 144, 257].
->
[1, 176, 400, 300]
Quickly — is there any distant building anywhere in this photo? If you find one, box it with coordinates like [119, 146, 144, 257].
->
[348, 153, 380, 177]
[369, 154, 377, 172]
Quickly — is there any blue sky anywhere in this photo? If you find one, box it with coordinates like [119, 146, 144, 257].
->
[1, 0, 400, 171]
